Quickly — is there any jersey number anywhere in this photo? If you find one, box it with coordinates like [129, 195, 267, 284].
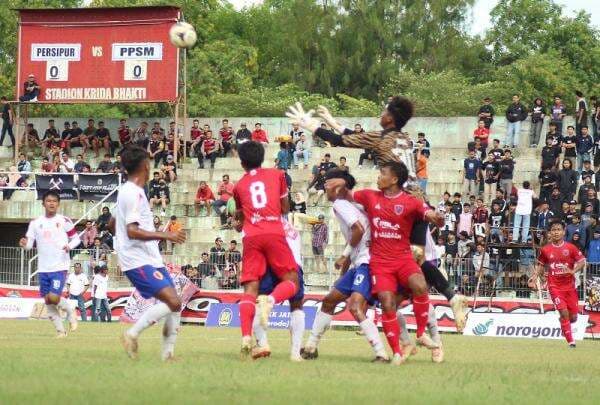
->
[250, 181, 267, 209]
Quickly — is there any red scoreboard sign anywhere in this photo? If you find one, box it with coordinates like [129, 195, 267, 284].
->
[17, 7, 180, 103]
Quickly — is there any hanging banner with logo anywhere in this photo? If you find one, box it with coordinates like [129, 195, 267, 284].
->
[585, 276, 600, 312]
[205, 303, 317, 329]
[78, 174, 120, 202]
[464, 313, 588, 341]
[35, 174, 77, 200]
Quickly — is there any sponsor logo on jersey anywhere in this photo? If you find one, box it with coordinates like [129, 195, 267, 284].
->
[394, 205, 404, 215]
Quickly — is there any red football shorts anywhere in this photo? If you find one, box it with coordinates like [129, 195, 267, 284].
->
[549, 286, 579, 315]
[370, 256, 422, 295]
[240, 234, 298, 284]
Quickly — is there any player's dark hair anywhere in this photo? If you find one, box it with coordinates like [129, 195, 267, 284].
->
[549, 220, 565, 230]
[386, 96, 414, 130]
[121, 144, 149, 174]
[325, 169, 356, 190]
[238, 141, 264, 170]
[42, 190, 60, 202]
[381, 161, 408, 187]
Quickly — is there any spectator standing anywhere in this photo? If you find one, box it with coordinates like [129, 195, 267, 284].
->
[311, 214, 328, 273]
[82, 220, 98, 248]
[441, 203, 457, 235]
[498, 149, 515, 199]
[197, 252, 211, 278]
[578, 175, 596, 206]
[318, 153, 337, 172]
[166, 215, 183, 254]
[562, 125, 577, 161]
[226, 240, 241, 275]
[489, 138, 504, 162]
[463, 150, 481, 199]
[219, 119, 234, 157]
[540, 136, 560, 170]
[473, 120, 490, 155]
[529, 97, 546, 147]
[338, 156, 349, 173]
[488, 202, 506, 242]
[457, 203, 473, 236]
[477, 97, 495, 129]
[512, 181, 535, 243]
[504, 94, 527, 148]
[591, 96, 598, 137]
[550, 95, 567, 136]
[415, 143, 429, 193]
[472, 198, 489, 238]
[0, 96, 15, 147]
[210, 237, 227, 274]
[558, 159, 578, 201]
[19, 74, 40, 102]
[275, 142, 292, 170]
[194, 181, 215, 216]
[587, 229, 600, 264]
[251, 123, 268, 144]
[151, 121, 165, 140]
[66, 263, 89, 322]
[415, 132, 431, 156]
[538, 165, 558, 202]
[212, 175, 235, 226]
[91, 265, 111, 322]
[575, 91, 588, 136]
[576, 126, 594, 172]
[548, 187, 563, 217]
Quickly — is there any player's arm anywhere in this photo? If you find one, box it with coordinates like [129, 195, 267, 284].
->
[571, 258, 586, 274]
[424, 209, 445, 228]
[316, 105, 345, 134]
[126, 223, 185, 243]
[279, 171, 290, 215]
[232, 188, 244, 232]
[19, 222, 36, 250]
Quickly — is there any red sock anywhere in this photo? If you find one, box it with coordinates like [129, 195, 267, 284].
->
[239, 294, 256, 338]
[412, 293, 430, 338]
[269, 280, 298, 304]
[559, 318, 574, 344]
[381, 311, 402, 355]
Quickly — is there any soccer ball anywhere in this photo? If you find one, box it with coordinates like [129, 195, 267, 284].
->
[169, 22, 197, 49]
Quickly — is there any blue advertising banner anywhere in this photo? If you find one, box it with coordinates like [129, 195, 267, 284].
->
[205, 303, 317, 329]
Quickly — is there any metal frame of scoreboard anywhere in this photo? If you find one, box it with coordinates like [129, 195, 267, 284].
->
[13, 6, 188, 162]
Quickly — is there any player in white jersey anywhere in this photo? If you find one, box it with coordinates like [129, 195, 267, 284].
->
[252, 218, 306, 361]
[302, 170, 389, 362]
[114, 145, 186, 361]
[19, 190, 81, 337]
[396, 229, 444, 363]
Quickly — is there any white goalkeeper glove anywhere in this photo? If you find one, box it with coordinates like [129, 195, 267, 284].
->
[286, 102, 319, 132]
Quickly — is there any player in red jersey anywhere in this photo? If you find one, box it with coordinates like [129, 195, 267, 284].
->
[327, 161, 444, 365]
[531, 221, 586, 347]
[232, 141, 300, 360]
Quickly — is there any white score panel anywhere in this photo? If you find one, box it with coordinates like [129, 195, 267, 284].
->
[123, 60, 147, 81]
[46, 60, 69, 81]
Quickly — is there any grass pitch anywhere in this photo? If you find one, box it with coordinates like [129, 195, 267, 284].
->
[0, 320, 598, 404]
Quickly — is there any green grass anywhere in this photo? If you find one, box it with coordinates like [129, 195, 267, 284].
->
[0, 320, 599, 404]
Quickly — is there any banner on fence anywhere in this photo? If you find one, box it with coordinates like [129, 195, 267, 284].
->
[35, 174, 77, 200]
[585, 276, 600, 312]
[0, 297, 42, 318]
[205, 303, 317, 329]
[78, 174, 120, 202]
[1, 284, 599, 337]
[464, 313, 588, 341]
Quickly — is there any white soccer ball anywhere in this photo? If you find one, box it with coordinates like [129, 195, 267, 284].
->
[169, 22, 197, 49]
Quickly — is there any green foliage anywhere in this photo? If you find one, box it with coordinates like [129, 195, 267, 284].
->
[0, 0, 599, 118]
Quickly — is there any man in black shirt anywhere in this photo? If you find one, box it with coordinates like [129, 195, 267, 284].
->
[488, 202, 506, 241]
[210, 237, 226, 273]
[540, 137, 560, 169]
[498, 149, 515, 199]
[562, 126, 577, 159]
[148, 171, 162, 196]
[318, 153, 337, 172]
[504, 94, 527, 148]
[489, 138, 503, 162]
[19, 74, 40, 102]
[66, 121, 89, 155]
[0, 96, 14, 147]
[538, 165, 558, 202]
[575, 90, 588, 137]
[548, 187, 563, 216]
[477, 97, 495, 129]
[94, 121, 112, 157]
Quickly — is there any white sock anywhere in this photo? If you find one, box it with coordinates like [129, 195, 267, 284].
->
[289, 310, 305, 357]
[305, 311, 332, 349]
[253, 311, 269, 347]
[396, 309, 411, 345]
[57, 297, 75, 323]
[359, 318, 387, 358]
[427, 305, 441, 345]
[127, 303, 171, 338]
[161, 311, 181, 360]
[46, 304, 64, 333]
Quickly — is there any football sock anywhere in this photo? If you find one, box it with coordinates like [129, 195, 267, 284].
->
[253, 311, 269, 347]
[305, 311, 332, 348]
[57, 297, 75, 322]
[427, 305, 441, 345]
[412, 293, 430, 338]
[421, 261, 454, 301]
[289, 310, 305, 357]
[46, 304, 64, 333]
[396, 309, 411, 344]
[359, 318, 387, 358]
[269, 280, 298, 304]
[381, 311, 402, 355]
[559, 317, 574, 344]
[127, 302, 170, 339]
[161, 311, 181, 360]
[239, 294, 256, 338]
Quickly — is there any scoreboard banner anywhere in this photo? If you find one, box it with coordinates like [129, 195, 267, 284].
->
[17, 7, 180, 103]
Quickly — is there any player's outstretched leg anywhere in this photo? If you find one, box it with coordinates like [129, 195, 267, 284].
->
[302, 289, 346, 359]
[407, 273, 439, 349]
[289, 305, 305, 362]
[421, 260, 468, 332]
[347, 294, 389, 362]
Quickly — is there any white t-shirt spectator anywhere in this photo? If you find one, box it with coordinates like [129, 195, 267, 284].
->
[67, 272, 89, 296]
[92, 274, 108, 299]
[443, 212, 456, 231]
[516, 188, 534, 215]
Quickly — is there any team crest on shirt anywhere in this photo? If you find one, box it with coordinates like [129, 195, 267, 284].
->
[562, 249, 569, 256]
[394, 205, 404, 215]
[153, 270, 164, 280]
